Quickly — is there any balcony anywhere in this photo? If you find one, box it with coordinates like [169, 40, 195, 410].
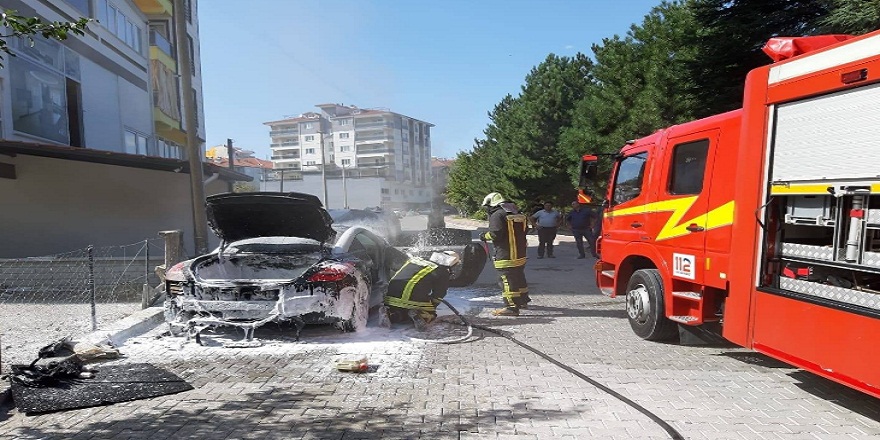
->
[149, 30, 173, 57]
[272, 154, 300, 161]
[355, 134, 393, 143]
[355, 120, 392, 130]
[357, 147, 393, 156]
[270, 129, 299, 137]
[134, 0, 172, 15]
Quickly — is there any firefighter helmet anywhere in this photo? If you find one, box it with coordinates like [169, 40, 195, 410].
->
[482, 192, 505, 207]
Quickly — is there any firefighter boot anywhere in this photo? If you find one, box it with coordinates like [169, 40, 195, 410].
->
[492, 307, 519, 316]
[407, 309, 431, 332]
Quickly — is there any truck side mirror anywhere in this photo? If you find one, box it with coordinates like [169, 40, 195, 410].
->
[579, 155, 599, 188]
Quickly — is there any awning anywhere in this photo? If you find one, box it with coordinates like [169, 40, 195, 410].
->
[0, 140, 252, 182]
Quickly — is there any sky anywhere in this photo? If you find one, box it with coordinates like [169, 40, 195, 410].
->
[198, 0, 662, 160]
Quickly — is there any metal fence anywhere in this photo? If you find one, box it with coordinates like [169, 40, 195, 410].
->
[0, 239, 166, 372]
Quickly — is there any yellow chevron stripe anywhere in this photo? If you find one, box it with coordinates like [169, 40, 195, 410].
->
[605, 197, 735, 241]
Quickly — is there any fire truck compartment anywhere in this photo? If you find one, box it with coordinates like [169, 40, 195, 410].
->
[769, 191, 880, 310]
[771, 82, 880, 184]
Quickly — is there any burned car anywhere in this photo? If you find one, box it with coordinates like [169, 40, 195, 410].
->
[328, 209, 487, 287]
[164, 192, 400, 340]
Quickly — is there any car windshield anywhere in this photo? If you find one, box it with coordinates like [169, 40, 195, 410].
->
[197, 237, 327, 282]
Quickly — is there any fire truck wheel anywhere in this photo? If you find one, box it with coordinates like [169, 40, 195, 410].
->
[625, 269, 678, 341]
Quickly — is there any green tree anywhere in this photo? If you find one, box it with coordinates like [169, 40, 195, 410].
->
[821, 0, 880, 34]
[687, 0, 831, 116]
[561, 1, 699, 194]
[1, 9, 90, 67]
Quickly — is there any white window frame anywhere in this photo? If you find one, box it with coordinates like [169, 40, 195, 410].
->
[305, 148, 316, 154]
[339, 132, 350, 139]
[304, 135, 315, 142]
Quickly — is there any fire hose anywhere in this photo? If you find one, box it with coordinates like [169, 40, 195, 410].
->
[433, 298, 686, 440]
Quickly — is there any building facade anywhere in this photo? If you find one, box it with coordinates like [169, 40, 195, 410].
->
[0, 0, 241, 258]
[263, 104, 433, 210]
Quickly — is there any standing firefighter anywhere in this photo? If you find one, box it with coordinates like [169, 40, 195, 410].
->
[480, 192, 530, 316]
[383, 251, 460, 330]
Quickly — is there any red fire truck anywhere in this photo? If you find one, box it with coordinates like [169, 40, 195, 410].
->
[580, 30, 880, 398]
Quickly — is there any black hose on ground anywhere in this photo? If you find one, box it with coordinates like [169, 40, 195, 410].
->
[436, 298, 685, 440]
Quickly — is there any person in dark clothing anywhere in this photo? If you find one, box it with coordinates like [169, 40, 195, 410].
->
[480, 192, 530, 316]
[530, 201, 562, 258]
[566, 201, 599, 259]
[384, 250, 459, 330]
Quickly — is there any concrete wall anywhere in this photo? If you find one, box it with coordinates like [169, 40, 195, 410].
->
[0, 155, 226, 258]
[261, 174, 384, 210]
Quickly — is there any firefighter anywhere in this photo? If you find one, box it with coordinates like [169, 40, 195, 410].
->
[480, 192, 530, 316]
[383, 250, 460, 331]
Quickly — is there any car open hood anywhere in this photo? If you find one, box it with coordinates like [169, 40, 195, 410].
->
[206, 192, 335, 243]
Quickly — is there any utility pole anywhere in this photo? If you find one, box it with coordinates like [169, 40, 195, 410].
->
[226, 138, 234, 193]
[174, 0, 208, 254]
[342, 164, 348, 208]
[320, 130, 328, 207]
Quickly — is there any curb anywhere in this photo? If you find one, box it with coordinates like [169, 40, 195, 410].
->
[81, 306, 165, 347]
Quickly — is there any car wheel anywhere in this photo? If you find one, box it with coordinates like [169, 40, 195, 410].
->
[448, 243, 488, 287]
[625, 269, 678, 341]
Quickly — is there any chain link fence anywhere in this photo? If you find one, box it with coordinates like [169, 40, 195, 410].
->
[0, 239, 167, 372]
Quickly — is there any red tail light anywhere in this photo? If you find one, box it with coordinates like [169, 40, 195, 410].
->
[165, 261, 187, 282]
[308, 262, 355, 282]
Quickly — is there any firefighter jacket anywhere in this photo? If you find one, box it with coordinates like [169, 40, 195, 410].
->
[384, 257, 450, 311]
[481, 202, 528, 268]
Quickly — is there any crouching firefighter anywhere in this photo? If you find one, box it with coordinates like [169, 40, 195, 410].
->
[480, 192, 530, 316]
[383, 251, 460, 330]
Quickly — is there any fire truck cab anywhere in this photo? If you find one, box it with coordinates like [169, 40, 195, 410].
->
[582, 30, 880, 398]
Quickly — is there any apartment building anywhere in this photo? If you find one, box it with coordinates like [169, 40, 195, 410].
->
[263, 104, 434, 210]
[0, 0, 244, 257]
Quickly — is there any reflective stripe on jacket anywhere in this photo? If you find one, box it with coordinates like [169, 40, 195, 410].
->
[384, 257, 448, 310]
[484, 203, 528, 268]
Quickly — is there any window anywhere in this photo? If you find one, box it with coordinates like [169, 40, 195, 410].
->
[306, 160, 316, 166]
[339, 132, 350, 139]
[381, 188, 390, 194]
[304, 135, 315, 141]
[65, 0, 90, 15]
[97, 0, 143, 52]
[340, 145, 351, 152]
[304, 123, 313, 129]
[157, 139, 182, 159]
[341, 159, 351, 166]
[669, 139, 709, 195]
[339, 119, 350, 126]
[305, 148, 315, 154]
[612, 152, 647, 206]
[124, 130, 149, 155]
[188, 36, 196, 75]
[394, 189, 399, 195]
[11, 58, 71, 144]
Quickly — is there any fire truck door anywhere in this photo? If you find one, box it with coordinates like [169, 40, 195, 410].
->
[603, 148, 652, 256]
[650, 131, 718, 285]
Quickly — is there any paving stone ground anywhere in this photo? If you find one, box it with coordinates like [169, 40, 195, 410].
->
[1, 216, 878, 439]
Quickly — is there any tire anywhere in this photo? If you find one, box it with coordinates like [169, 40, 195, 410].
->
[625, 269, 678, 341]
[448, 243, 488, 287]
